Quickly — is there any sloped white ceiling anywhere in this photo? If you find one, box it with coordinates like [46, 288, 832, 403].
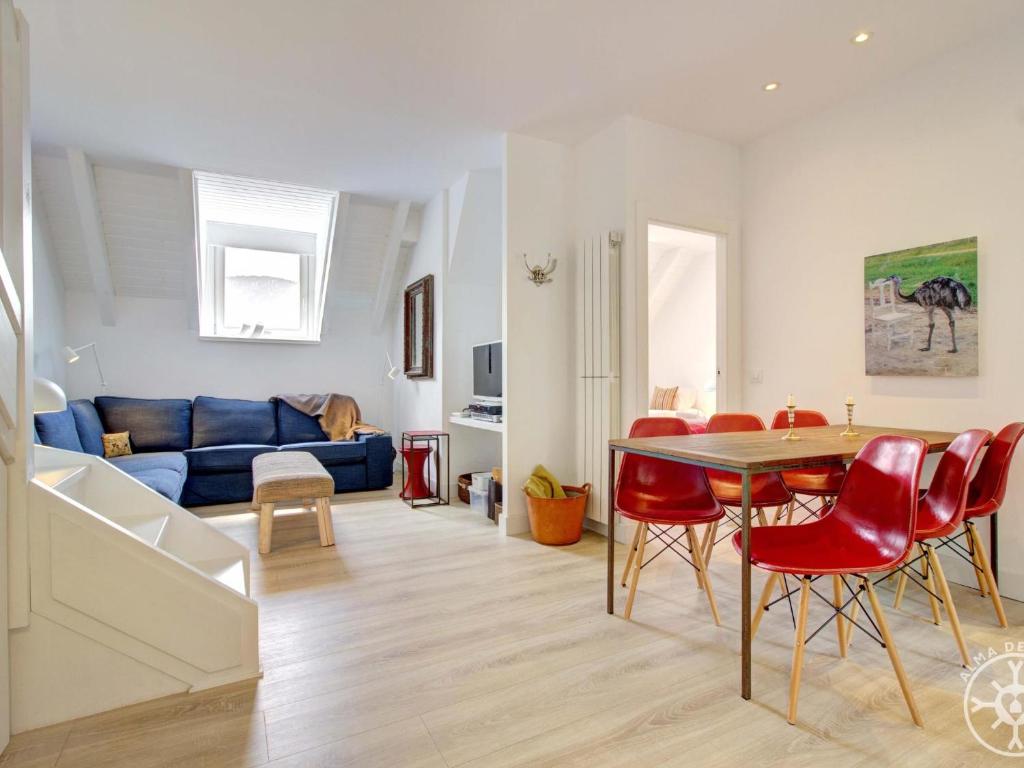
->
[18, 0, 1024, 200]
[33, 152, 417, 304]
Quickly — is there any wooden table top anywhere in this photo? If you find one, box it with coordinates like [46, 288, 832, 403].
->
[609, 424, 960, 471]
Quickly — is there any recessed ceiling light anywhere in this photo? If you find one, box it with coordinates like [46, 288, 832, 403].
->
[763, 82, 780, 92]
[851, 31, 871, 44]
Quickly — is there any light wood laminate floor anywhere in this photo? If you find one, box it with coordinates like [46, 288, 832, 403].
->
[3, 492, 1020, 767]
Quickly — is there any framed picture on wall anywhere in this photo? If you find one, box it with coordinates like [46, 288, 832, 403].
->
[404, 274, 434, 378]
[864, 236, 978, 376]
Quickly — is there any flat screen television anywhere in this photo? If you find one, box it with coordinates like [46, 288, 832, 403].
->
[472, 341, 502, 402]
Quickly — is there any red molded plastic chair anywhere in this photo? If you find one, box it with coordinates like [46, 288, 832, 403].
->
[700, 413, 793, 565]
[769, 409, 846, 523]
[735, 435, 927, 726]
[889, 429, 991, 667]
[958, 422, 1024, 626]
[615, 417, 725, 624]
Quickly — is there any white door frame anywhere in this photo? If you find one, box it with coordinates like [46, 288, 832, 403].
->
[633, 202, 731, 423]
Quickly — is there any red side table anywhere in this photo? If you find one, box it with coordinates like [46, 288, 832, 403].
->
[401, 431, 449, 508]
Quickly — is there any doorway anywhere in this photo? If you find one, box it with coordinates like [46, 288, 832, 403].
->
[646, 223, 722, 426]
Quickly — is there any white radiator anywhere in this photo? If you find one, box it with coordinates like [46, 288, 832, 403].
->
[576, 231, 621, 524]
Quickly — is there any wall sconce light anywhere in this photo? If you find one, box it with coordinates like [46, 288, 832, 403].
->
[523, 253, 557, 286]
[65, 343, 108, 389]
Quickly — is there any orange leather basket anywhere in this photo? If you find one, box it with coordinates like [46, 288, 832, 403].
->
[525, 483, 591, 546]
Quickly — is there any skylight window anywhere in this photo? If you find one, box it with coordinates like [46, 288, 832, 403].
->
[193, 171, 339, 342]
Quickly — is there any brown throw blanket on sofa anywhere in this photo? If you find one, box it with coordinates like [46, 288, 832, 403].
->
[276, 394, 386, 442]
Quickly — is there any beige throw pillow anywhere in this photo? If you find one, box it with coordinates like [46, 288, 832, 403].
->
[102, 431, 132, 458]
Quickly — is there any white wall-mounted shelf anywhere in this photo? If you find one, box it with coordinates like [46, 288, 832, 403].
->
[449, 414, 504, 433]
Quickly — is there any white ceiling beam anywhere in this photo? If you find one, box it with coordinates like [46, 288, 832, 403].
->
[176, 167, 199, 330]
[371, 200, 411, 331]
[66, 147, 116, 325]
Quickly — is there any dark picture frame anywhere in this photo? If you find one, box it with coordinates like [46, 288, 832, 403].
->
[403, 274, 434, 378]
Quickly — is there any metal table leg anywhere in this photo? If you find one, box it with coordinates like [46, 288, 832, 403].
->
[991, 513, 999, 586]
[741, 470, 752, 700]
[607, 446, 616, 614]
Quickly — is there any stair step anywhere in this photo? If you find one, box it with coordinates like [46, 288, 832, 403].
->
[118, 514, 171, 546]
[190, 557, 247, 597]
[35, 464, 90, 492]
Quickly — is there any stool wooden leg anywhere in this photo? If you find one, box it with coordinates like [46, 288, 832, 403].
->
[258, 503, 275, 554]
[865, 579, 923, 727]
[787, 577, 811, 725]
[315, 497, 335, 547]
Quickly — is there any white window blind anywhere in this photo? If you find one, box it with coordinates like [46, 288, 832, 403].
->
[193, 171, 339, 342]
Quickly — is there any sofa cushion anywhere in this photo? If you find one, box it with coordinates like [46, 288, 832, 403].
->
[108, 451, 187, 503]
[69, 399, 105, 456]
[192, 396, 277, 448]
[278, 440, 366, 466]
[34, 408, 83, 452]
[276, 400, 328, 444]
[185, 444, 278, 474]
[95, 396, 192, 453]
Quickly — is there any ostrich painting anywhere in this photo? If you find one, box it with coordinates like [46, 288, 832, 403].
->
[889, 274, 972, 353]
[865, 236, 978, 377]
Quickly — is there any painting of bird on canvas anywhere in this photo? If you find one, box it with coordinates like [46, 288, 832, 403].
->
[864, 237, 978, 376]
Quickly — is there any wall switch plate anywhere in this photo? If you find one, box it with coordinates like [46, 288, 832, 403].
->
[750, 369, 764, 384]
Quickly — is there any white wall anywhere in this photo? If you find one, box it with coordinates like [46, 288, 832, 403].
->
[64, 291, 393, 424]
[443, 170, 502, 486]
[648, 244, 716, 412]
[391, 190, 445, 438]
[623, 117, 742, 429]
[31, 202, 65, 387]
[741, 27, 1024, 597]
[502, 134, 574, 534]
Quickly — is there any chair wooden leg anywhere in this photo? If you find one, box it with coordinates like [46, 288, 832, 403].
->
[757, 507, 768, 527]
[787, 577, 812, 725]
[258, 502, 275, 554]
[315, 497, 335, 547]
[966, 530, 989, 597]
[621, 522, 641, 587]
[752, 572, 780, 639]
[624, 523, 647, 620]
[843, 581, 861, 651]
[925, 544, 971, 667]
[833, 575, 846, 659]
[701, 519, 719, 568]
[686, 526, 720, 625]
[785, 498, 796, 525]
[865, 579, 924, 727]
[893, 569, 909, 609]
[919, 543, 943, 626]
[968, 522, 1008, 628]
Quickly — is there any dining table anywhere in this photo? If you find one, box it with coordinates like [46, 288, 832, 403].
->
[606, 423, 970, 701]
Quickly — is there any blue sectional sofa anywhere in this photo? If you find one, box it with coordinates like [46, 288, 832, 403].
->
[34, 395, 394, 506]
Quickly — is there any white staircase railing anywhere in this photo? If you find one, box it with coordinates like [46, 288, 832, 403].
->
[12, 445, 259, 732]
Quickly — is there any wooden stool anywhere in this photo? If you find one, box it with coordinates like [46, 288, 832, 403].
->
[251, 451, 335, 554]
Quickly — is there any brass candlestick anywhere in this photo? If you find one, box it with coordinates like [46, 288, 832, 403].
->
[781, 404, 800, 441]
[840, 402, 860, 437]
